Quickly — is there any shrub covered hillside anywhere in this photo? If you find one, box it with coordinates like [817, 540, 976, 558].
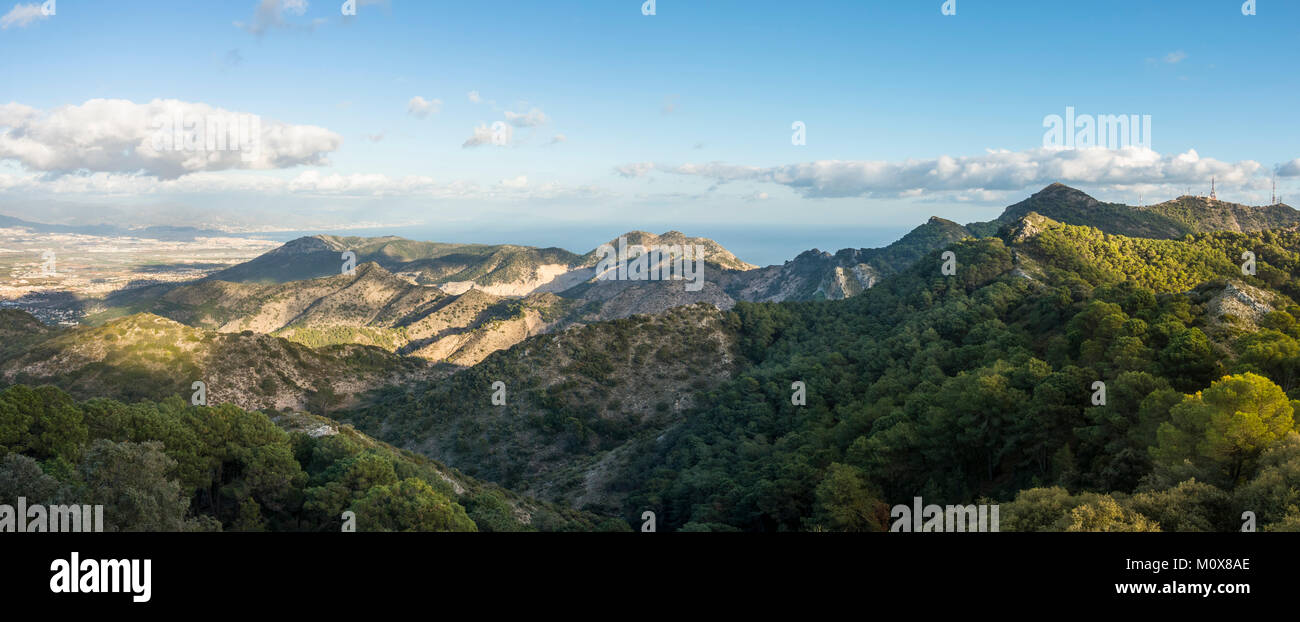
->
[0, 384, 626, 532]
[0, 311, 438, 414]
[346, 303, 739, 514]
[611, 215, 1300, 531]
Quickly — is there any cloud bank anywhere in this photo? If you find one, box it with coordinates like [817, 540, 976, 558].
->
[618, 147, 1270, 199]
[0, 99, 342, 179]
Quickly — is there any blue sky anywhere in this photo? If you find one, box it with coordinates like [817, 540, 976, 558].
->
[0, 0, 1297, 243]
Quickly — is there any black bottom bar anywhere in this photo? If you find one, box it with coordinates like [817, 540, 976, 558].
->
[3, 533, 1285, 612]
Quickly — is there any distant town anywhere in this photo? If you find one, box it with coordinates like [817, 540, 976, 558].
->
[0, 226, 278, 325]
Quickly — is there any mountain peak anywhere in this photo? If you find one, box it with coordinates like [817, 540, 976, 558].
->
[342, 261, 392, 280]
[275, 236, 341, 254]
[1031, 182, 1097, 202]
[987, 183, 1300, 240]
[925, 216, 963, 227]
[588, 231, 757, 270]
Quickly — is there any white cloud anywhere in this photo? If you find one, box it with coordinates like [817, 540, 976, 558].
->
[548, 134, 567, 145]
[1163, 50, 1187, 64]
[619, 147, 1266, 199]
[1276, 159, 1300, 177]
[504, 107, 549, 127]
[1, 3, 48, 29]
[0, 98, 342, 179]
[467, 90, 483, 104]
[407, 96, 442, 118]
[0, 102, 39, 123]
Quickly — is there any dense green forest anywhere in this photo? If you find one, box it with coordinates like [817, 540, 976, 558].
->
[612, 217, 1300, 531]
[0, 385, 626, 532]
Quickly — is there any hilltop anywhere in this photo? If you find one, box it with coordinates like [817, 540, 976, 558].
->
[204, 234, 584, 289]
[975, 182, 1300, 239]
[577, 230, 759, 271]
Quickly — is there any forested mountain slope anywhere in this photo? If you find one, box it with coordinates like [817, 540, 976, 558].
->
[0, 384, 623, 532]
[341, 212, 1300, 532]
[606, 216, 1300, 531]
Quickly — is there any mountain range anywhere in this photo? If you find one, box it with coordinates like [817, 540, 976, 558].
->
[5, 183, 1300, 532]
[87, 184, 1296, 370]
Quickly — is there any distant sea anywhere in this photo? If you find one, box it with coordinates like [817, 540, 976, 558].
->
[251, 223, 915, 267]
